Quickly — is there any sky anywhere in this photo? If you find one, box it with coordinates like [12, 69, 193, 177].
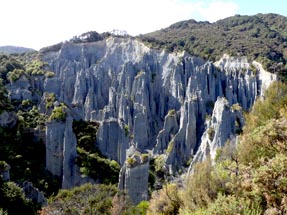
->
[0, 0, 286, 50]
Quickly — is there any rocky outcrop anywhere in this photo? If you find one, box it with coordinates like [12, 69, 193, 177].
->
[45, 116, 93, 188]
[22, 181, 47, 206]
[96, 118, 129, 165]
[0, 111, 17, 128]
[188, 97, 243, 170]
[41, 37, 276, 202]
[118, 148, 149, 204]
[6, 75, 33, 101]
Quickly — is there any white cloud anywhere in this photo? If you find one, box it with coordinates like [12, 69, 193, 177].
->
[197, 1, 239, 22]
[0, 0, 239, 49]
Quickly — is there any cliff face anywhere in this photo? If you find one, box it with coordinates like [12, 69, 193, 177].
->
[40, 36, 276, 200]
[46, 116, 93, 188]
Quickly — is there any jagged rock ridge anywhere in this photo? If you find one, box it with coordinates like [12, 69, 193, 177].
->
[40, 36, 276, 202]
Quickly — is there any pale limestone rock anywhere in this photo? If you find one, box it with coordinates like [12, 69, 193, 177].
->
[0, 111, 17, 128]
[118, 151, 149, 204]
[45, 116, 94, 188]
[41, 37, 277, 200]
[6, 75, 32, 100]
[189, 97, 243, 171]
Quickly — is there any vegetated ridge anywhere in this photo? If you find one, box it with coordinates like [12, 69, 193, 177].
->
[0, 13, 287, 215]
[0, 46, 35, 54]
[140, 13, 287, 79]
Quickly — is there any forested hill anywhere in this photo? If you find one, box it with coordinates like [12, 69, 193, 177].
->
[0, 46, 35, 54]
[140, 13, 287, 79]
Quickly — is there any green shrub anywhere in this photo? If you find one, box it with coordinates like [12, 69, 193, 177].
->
[7, 69, 25, 82]
[0, 182, 35, 214]
[21, 99, 31, 107]
[168, 109, 176, 116]
[0, 208, 7, 215]
[42, 183, 118, 215]
[0, 161, 8, 170]
[126, 157, 137, 167]
[189, 194, 262, 215]
[49, 105, 66, 122]
[148, 183, 182, 215]
[45, 71, 55, 78]
[124, 124, 130, 137]
[154, 155, 166, 176]
[141, 154, 149, 163]
[73, 120, 119, 184]
[44, 93, 56, 109]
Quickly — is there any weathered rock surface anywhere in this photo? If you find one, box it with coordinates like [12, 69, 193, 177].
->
[189, 97, 243, 171]
[40, 37, 276, 202]
[22, 181, 47, 206]
[45, 116, 93, 188]
[0, 111, 17, 128]
[6, 75, 33, 101]
[118, 150, 149, 204]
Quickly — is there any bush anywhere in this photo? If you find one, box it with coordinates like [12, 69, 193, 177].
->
[124, 124, 129, 137]
[0, 161, 8, 170]
[0, 182, 35, 215]
[126, 157, 137, 167]
[168, 109, 176, 116]
[7, 69, 25, 82]
[244, 81, 287, 132]
[148, 183, 182, 215]
[141, 154, 149, 163]
[49, 105, 66, 122]
[188, 194, 262, 215]
[252, 153, 287, 212]
[45, 71, 55, 78]
[41, 183, 118, 215]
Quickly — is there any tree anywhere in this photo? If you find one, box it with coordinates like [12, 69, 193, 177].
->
[148, 183, 182, 215]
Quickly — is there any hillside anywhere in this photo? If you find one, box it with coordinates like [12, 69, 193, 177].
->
[0, 13, 287, 215]
[0, 46, 35, 54]
[140, 13, 287, 79]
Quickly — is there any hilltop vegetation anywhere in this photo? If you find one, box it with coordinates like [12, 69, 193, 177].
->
[0, 46, 35, 54]
[141, 13, 287, 79]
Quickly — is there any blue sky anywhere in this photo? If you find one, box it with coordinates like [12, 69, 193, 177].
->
[236, 0, 286, 17]
[0, 0, 286, 50]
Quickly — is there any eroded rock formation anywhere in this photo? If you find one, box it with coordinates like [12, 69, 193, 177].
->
[40, 36, 276, 201]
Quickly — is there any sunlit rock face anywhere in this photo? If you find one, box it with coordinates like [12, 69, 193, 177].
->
[41, 36, 276, 201]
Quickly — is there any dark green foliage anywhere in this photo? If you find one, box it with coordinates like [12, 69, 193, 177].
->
[0, 122, 61, 197]
[140, 13, 287, 80]
[76, 148, 120, 184]
[72, 120, 120, 184]
[42, 183, 118, 215]
[25, 59, 48, 76]
[0, 54, 24, 76]
[0, 181, 35, 215]
[0, 79, 12, 113]
[49, 105, 67, 122]
[0, 54, 61, 200]
[73, 120, 99, 151]
[17, 105, 47, 129]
